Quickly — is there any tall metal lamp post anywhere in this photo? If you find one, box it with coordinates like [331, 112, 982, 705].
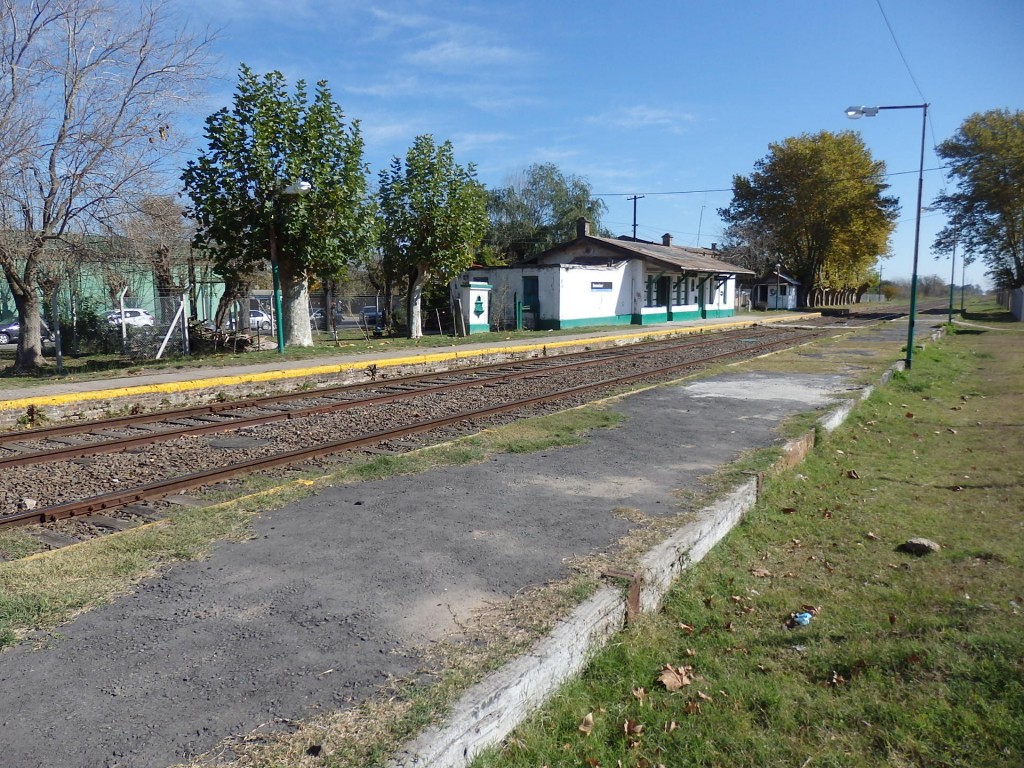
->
[268, 180, 311, 354]
[846, 103, 928, 369]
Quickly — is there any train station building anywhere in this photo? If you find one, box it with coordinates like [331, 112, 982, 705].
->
[457, 218, 753, 333]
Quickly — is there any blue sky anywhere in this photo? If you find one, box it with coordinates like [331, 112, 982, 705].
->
[172, 0, 1022, 288]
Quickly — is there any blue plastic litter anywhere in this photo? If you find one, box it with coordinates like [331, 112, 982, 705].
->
[793, 612, 814, 626]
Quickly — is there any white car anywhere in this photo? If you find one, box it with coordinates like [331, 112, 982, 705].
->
[228, 309, 274, 331]
[107, 308, 155, 327]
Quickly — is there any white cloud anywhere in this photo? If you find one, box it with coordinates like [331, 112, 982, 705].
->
[451, 131, 516, 152]
[589, 105, 698, 134]
[405, 39, 523, 71]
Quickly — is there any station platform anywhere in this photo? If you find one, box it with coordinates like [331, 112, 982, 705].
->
[0, 312, 814, 419]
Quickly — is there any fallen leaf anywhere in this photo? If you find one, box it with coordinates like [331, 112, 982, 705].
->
[948, 428, 957, 434]
[847, 469, 861, 479]
[751, 567, 772, 578]
[664, 720, 678, 732]
[696, 691, 713, 702]
[579, 712, 595, 735]
[730, 595, 743, 603]
[781, 507, 797, 514]
[678, 623, 695, 634]
[658, 664, 693, 691]
[683, 700, 702, 715]
[905, 412, 915, 419]
[822, 510, 832, 519]
[827, 670, 847, 687]
[889, 612, 897, 625]
[866, 532, 879, 540]
[632, 686, 647, 703]
[623, 719, 645, 735]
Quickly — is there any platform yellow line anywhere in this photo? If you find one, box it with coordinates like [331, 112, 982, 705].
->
[0, 315, 811, 413]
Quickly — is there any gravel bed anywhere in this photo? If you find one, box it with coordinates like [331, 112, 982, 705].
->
[1, 328, 819, 526]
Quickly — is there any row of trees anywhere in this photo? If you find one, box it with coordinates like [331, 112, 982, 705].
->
[182, 66, 617, 347]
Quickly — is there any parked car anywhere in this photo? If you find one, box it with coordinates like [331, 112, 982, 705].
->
[359, 305, 383, 330]
[228, 309, 273, 332]
[309, 308, 329, 330]
[0, 317, 53, 345]
[107, 308, 155, 327]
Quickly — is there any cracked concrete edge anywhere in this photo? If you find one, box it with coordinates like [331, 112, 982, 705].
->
[390, 355, 910, 768]
[391, 481, 758, 768]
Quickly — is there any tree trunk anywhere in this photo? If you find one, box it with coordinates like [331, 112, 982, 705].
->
[406, 264, 427, 339]
[12, 290, 47, 370]
[1, 252, 47, 371]
[279, 254, 313, 347]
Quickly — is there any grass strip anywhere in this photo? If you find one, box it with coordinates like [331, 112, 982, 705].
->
[468, 324, 1024, 768]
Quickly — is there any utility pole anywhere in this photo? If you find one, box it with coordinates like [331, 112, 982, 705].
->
[627, 195, 644, 240]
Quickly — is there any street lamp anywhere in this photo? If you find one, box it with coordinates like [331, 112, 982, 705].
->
[846, 103, 928, 369]
[775, 263, 781, 310]
[268, 180, 312, 353]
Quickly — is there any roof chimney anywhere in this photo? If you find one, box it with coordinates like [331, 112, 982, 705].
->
[662, 233, 673, 247]
[576, 217, 591, 238]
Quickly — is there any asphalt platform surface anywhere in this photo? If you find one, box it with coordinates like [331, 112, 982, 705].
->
[0, 314, 939, 768]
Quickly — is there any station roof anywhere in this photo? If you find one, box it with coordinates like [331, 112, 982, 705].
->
[525, 220, 754, 276]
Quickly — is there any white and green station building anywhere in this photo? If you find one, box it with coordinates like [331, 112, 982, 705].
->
[457, 218, 753, 333]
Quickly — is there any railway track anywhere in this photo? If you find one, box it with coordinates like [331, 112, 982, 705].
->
[0, 322, 849, 539]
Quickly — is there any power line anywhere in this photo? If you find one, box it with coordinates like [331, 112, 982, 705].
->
[874, 0, 928, 104]
[595, 166, 948, 199]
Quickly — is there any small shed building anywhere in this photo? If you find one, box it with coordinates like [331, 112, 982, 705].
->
[752, 270, 800, 311]
[457, 218, 754, 333]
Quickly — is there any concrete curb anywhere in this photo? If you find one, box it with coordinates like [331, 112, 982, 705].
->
[391, 355, 911, 768]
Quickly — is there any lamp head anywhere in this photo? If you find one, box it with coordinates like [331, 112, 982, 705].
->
[845, 106, 880, 119]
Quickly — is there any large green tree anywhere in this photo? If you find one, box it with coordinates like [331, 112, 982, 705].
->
[719, 131, 899, 306]
[485, 163, 608, 263]
[182, 65, 374, 346]
[377, 135, 487, 339]
[932, 109, 1024, 289]
[0, 0, 210, 370]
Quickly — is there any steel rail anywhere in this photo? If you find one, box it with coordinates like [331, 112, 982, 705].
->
[0, 328, 800, 470]
[0, 326, 787, 446]
[0, 330, 819, 529]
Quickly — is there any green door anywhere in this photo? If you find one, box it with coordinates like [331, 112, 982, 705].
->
[522, 276, 539, 329]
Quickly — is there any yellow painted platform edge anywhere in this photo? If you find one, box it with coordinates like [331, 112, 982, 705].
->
[1, 315, 811, 413]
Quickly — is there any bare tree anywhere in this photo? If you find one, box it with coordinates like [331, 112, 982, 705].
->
[0, 0, 211, 370]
